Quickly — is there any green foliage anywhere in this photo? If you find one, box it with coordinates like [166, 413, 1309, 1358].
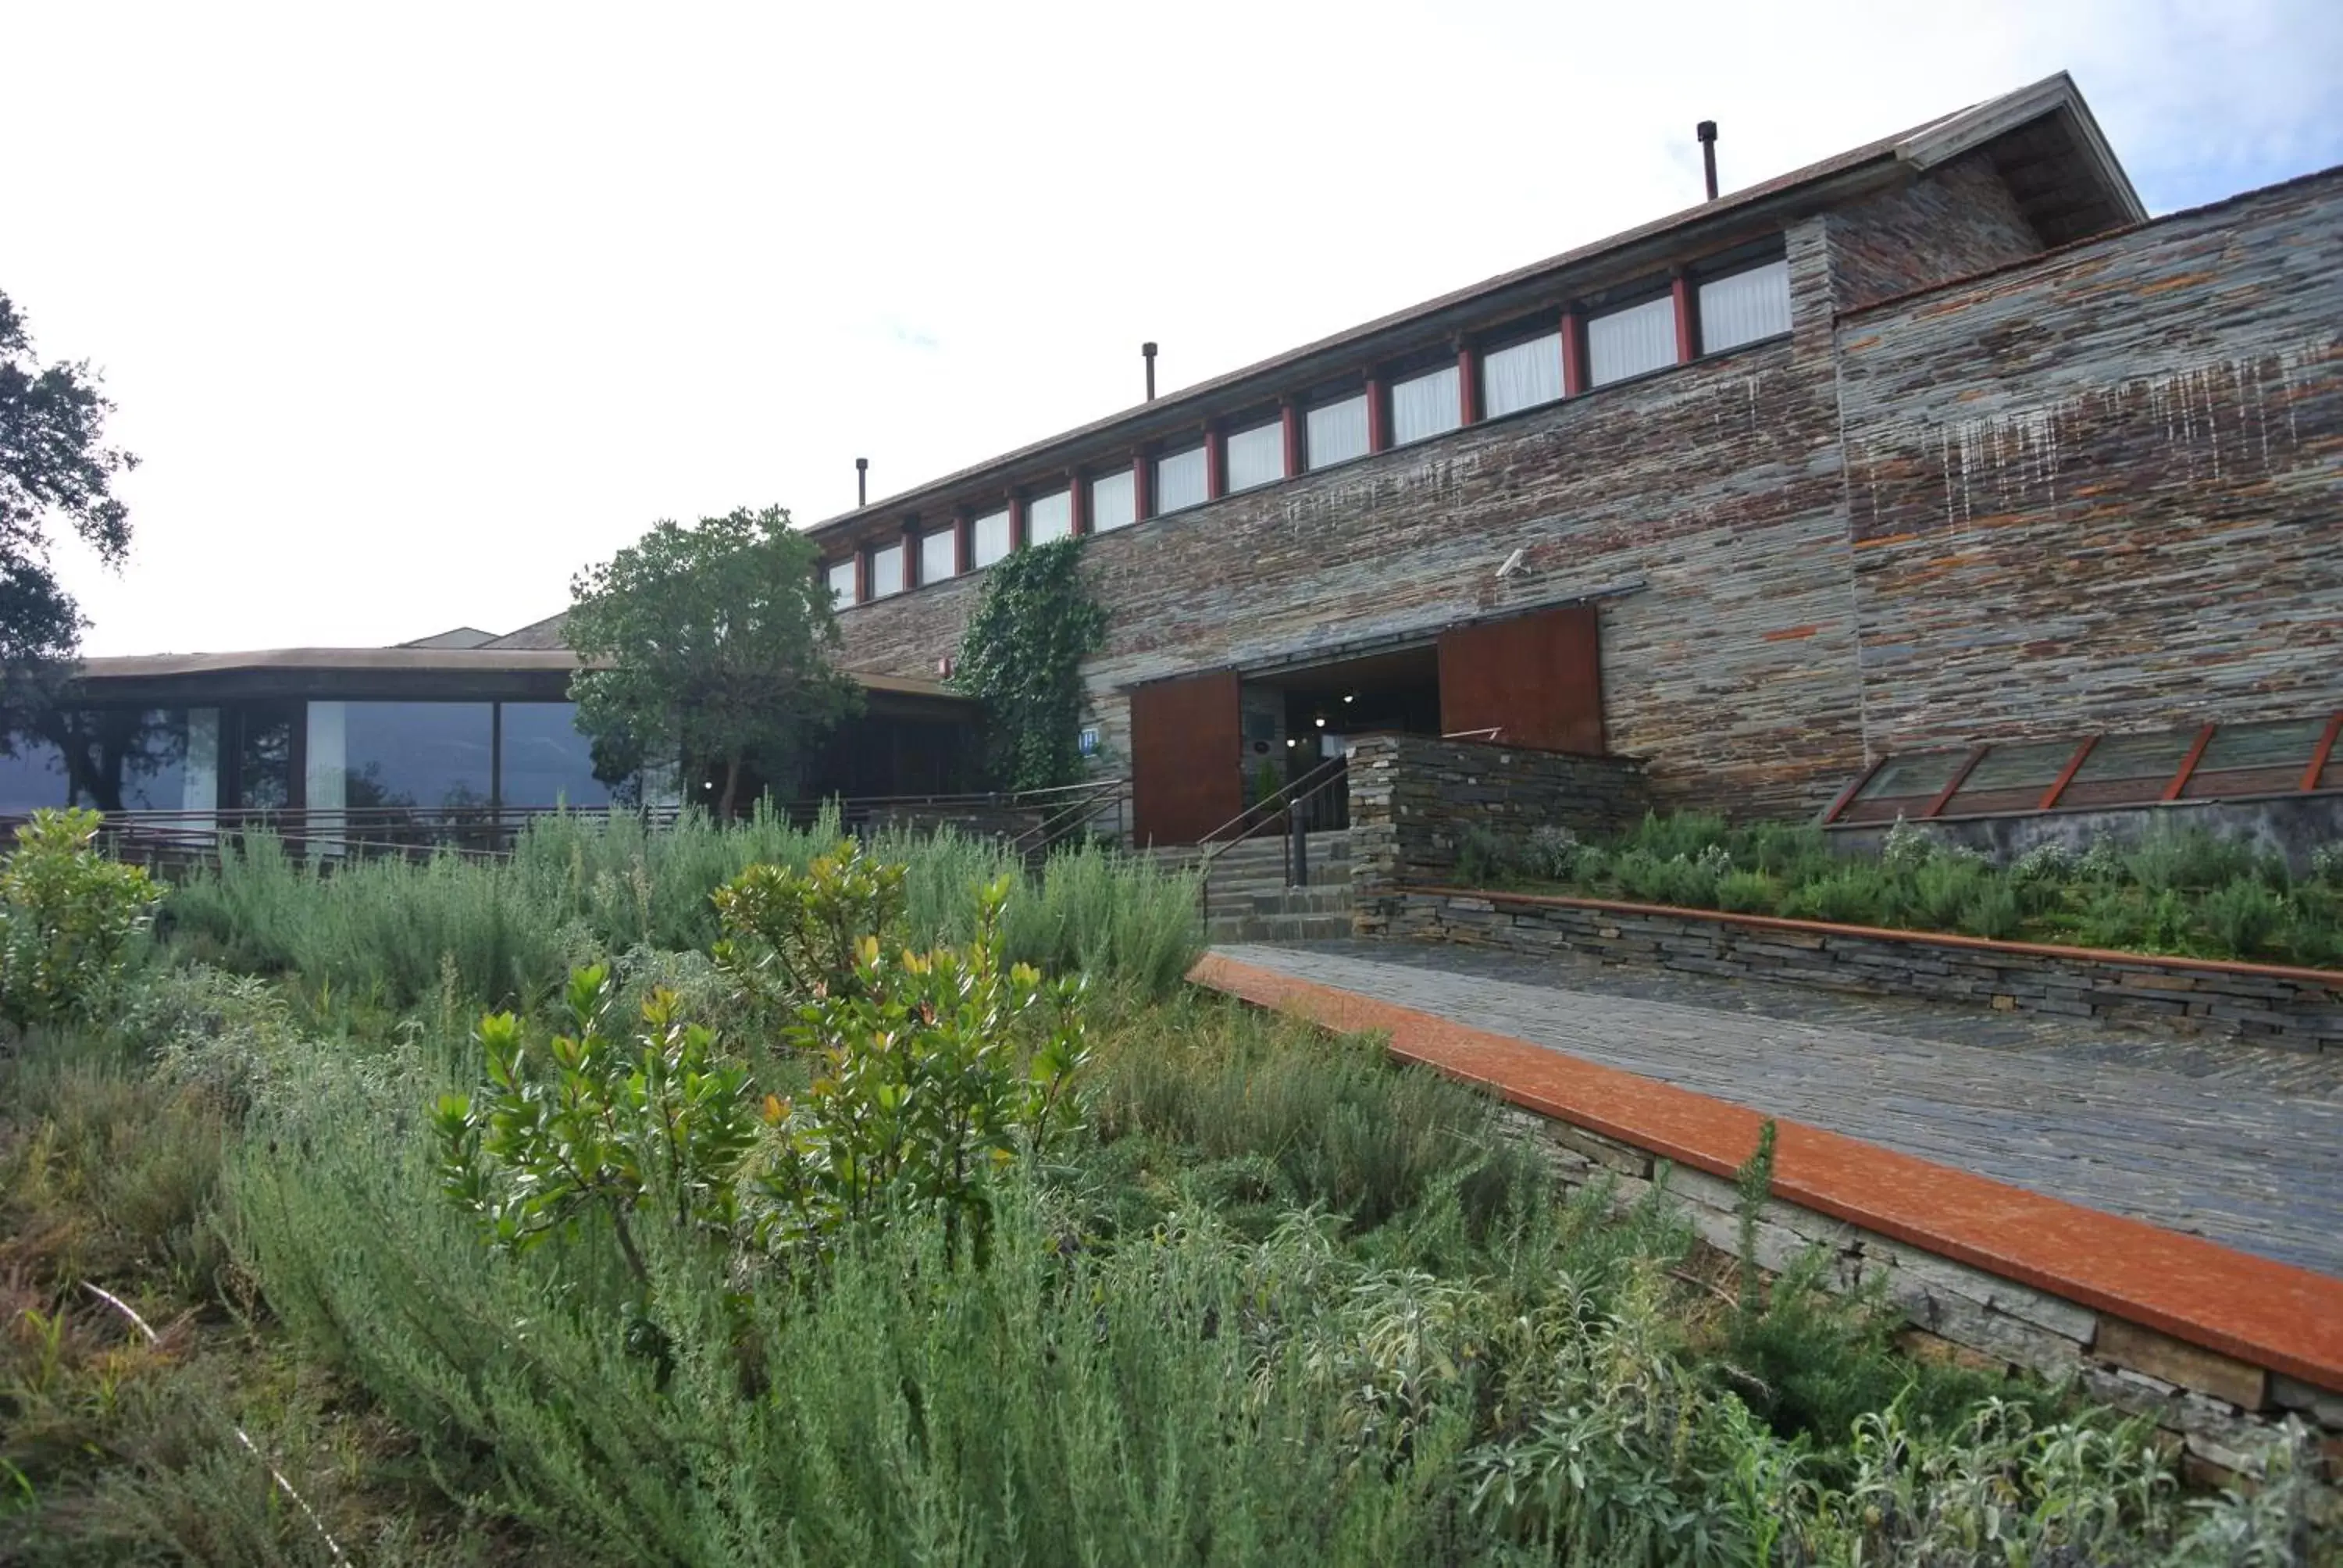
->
[564, 505, 862, 814]
[754, 876, 1089, 1265]
[950, 536, 1108, 791]
[1464, 810, 2343, 967]
[435, 965, 759, 1294]
[0, 289, 137, 722]
[162, 808, 1202, 1007]
[713, 836, 908, 1014]
[2202, 875, 2287, 959]
[0, 807, 161, 1029]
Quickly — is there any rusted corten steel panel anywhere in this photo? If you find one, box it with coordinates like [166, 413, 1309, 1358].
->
[1437, 604, 1605, 755]
[1130, 669, 1241, 846]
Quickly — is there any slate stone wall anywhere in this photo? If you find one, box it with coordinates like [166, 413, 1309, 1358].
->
[1493, 1107, 2343, 1489]
[835, 162, 2343, 823]
[842, 219, 1867, 818]
[1837, 169, 2343, 757]
[1344, 733, 1651, 914]
[1382, 887, 2343, 1053]
[1824, 152, 2044, 310]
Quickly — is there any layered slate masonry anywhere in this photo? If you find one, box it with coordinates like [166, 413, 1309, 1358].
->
[1374, 886, 2343, 1054]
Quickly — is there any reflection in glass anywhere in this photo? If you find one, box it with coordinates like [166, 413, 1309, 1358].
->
[501, 702, 615, 809]
[305, 701, 492, 816]
[0, 734, 72, 814]
[238, 707, 296, 811]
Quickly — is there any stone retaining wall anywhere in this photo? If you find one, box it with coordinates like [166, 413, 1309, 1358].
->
[1375, 887, 2343, 1054]
[1346, 732, 1651, 908]
[1492, 1106, 2343, 1493]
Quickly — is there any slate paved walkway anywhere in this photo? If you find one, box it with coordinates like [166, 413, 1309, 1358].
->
[1214, 940, 2343, 1280]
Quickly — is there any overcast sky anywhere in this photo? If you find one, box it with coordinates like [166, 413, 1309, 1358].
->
[12, 1, 2341, 656]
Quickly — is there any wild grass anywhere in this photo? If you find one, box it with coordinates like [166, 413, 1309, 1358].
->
[163, 808, 1202, 1009]
[5, 821, 2331, 1563]
[1460, 813, 2343, 968]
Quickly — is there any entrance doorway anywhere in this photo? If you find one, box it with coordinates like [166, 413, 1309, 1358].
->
[1125, 603, 1607, 846]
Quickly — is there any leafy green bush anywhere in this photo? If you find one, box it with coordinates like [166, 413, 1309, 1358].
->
[714, 838, 908, 1014]
[435, 966, 759, 1303]
[2201, 876, 2287, 959]
[1456, 810, 2343, 966]
[1782, 867, 1887, 927]
[754, 875, 1088, 1266]
[0, 807, 162, 1030]
[1714, 870, 1780, 914]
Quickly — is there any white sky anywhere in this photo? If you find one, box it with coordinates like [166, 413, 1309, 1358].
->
[10, 1, 2340, 656]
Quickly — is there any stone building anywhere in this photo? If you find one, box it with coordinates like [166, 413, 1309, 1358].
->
[809, 73, 2341, 846]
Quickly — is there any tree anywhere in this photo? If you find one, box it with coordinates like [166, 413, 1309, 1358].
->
[564, 506, 859, 818]
[1, 289, 138, 745]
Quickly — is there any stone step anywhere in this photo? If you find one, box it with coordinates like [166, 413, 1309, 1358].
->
[1248, 886, 1353, 915]
[1206, 913, 1357, 944]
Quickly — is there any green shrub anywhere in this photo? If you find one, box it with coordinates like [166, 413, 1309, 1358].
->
[1782, 867, 1886, 927]
[2200, 876, 2287, 960]
[0, 807, 162, 1030]
[1955, 881, 2024, 940]
[1714, 870, 1780, 914]
[714, 837, 908, 1014]
[1623, 809, 1729, 862]
[1903, 856, 1989, 931]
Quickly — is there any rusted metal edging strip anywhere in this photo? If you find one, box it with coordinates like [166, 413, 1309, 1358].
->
[1189, 951, 2343, 1394]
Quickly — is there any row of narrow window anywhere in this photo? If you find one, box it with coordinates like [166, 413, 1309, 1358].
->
[830, 257, 1792, 607]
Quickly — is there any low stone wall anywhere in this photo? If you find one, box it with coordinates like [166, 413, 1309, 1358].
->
[1191, 950, 2343, 1503]
[1346, 733, 1650, 909]
[1377, 887, 2343, 1054]
[1494, 1107, 2342, 1491]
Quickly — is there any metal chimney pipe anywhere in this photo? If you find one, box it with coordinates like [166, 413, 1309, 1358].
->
[1697, 121, 1719, 201]
[855, 457, 868, 508]
[1142, 341, 1158, 401]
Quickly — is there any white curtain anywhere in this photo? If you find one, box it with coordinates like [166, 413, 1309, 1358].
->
[1389, 365, 1460, 445]
[1698, 259, 1791, 354]
[1089, 469, 1136, 531]
[1588, 295, 1677, 386]
[1155, 446, 1207, 512]
[1026, 490, 1073, 543]
[869, 542, 905, 597]
[1306, 393, 1370, 469]
[1225, 421, 1284, 491]
[827, 560, 857, 606]
[973, 508, 1012, 567]
[1482, 333, 1563, 416]
[921, 527, 957, 583]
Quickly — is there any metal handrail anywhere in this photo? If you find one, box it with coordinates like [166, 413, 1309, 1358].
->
[1193, 754, 1350, 921]
[1009, 776, 1131, 862]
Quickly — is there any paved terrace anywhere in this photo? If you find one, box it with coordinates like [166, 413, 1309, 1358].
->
[1211, 940, 2343, 1281]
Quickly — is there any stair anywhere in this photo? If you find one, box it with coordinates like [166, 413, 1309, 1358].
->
[1160, 831, 1355, 946]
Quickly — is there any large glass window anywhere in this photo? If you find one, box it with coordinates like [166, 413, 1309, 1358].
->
[1155, 445, 1207, 513]
[1090, 469, 1137, 533]
[1698, 259, 1792, 354]
[307, 701, 493, 815]
[1224, 420, 1283, 492]
[869, 541, 905, 598]
[921, 526, 958, 583]
[972, 507, 1012, 568]
[1588, 294, 1678, 386]
[500, 702, 615, 808]
[0, 734, 71, 814]
[1482, 332, 1564, 417]
[1026, 489, 1073, 544]
[826, 559, 857, 607]
[1389, 365, 1461, 445]
[1306, 393, 1370, 469]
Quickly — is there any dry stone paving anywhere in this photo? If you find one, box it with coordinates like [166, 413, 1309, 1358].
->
[1214, 939, 2343, 1279]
